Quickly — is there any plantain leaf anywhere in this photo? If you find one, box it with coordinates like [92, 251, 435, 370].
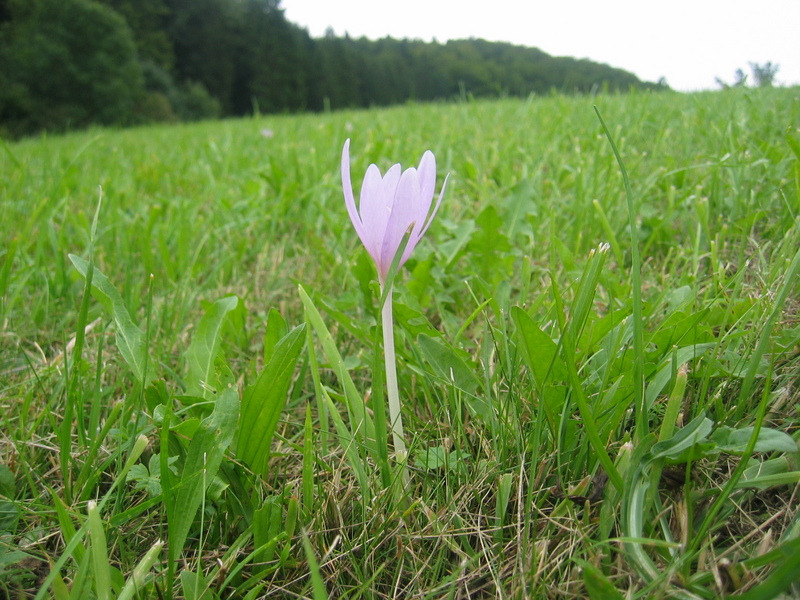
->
[185, 296, 239, 399]
[649, 414, 714, 463]
[511, 306, 567, 387]
[416, 334, 488, 420]
[711, 426, 798, 455]
[263, 308, 288, 365]
[416, 334, 480, 394]
[167, 385, 238, 566]
[69, 254, 147, 383]
[237, 324, 305, 478]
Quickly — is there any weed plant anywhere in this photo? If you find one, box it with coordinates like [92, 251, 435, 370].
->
[1, 86, 800, 598]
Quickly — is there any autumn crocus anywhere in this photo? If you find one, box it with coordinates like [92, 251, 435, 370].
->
[342, 138, 447, 462]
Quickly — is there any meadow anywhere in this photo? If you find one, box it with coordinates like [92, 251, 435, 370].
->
[1, 86, 799, 599]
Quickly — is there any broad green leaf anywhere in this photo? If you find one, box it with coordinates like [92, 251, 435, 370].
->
[414, 446, 470, 471]
[126, 454, 177, 497]
[0, 465, 14, 497]
[416, 334, 481, 396]
[466, 205, 514, 285]
[0, 499, 19, 533]
[502, 180, 538, 241]
[263, 308, 288, 365]
[511, 306, 567, 389]
[237, 324, 306, 478]
[710, 426, 798, 455]
[495, 472, 514, 542]
[0, 549, 29, 572]
[438, 219, 476, 267]
[185, 295, 239, 399]
[576, 559, 626, 600]
[180, 568, 212, 600]
[649, 414, 714, 463]
[168, 386, 238, 566]
[417, 333, 490, 422]
[69, 254, 147, 383]
[649, 308, 713, 352]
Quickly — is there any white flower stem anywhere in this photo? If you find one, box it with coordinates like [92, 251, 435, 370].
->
[381, 284, 407, 461]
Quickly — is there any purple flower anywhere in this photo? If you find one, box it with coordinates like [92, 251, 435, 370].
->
[342, 139, 447, 284]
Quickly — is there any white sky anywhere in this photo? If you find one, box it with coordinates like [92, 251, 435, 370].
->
[282, 0, 800, 92]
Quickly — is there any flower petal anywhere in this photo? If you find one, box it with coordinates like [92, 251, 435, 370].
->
[342, 140, 447, 284]
[358, 164, 391, 260]
[381, 167, 419, 278]
[405, 172, 448, 267]
[416, 150, 437, 206]
[418, 172, 448, 239]
[405, 151, 436, 246]
[341, 139, 368, 247]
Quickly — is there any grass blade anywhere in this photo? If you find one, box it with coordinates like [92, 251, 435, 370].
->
[86, 501, 110, 600]
[594, 106, 646, 442]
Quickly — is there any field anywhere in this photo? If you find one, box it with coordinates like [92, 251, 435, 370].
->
[1, 86, 800, 599]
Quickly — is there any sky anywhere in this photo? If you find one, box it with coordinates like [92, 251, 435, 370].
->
[281, 0, 800, 92]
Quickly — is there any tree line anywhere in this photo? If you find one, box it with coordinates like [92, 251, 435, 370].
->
[0, 0, 663, 137]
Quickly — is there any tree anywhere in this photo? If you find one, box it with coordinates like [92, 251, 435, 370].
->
[716, 62, 780, 90]
[750, 62, 779, 87]
[0, 0, 143, 136]
[234, 0, 314, 114]
[166, 0, 241, 112]
[95, 0, 174, 71]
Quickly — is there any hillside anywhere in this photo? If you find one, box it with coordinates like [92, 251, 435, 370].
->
[0, 0, 662, 136]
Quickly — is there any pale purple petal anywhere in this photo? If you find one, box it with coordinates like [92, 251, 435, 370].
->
[415, 173, 448, 241]
[342, 140, 447, 284]
[416, 151, 437, 204]
[341, 139, 368, 246]
[358, 164, 388, 259]
[396, 152, 438, 264]
[379, 163, 402, 210]
[403, 173, 450, 262]
[381, 167, 419, 278]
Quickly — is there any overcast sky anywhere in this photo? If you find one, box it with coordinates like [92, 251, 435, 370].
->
[282, 0, 799, 92]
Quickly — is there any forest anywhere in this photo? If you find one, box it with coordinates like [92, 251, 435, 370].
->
[0, 0, 663, 137]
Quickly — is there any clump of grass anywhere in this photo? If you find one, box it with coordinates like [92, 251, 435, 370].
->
[1, 86, 799, 599]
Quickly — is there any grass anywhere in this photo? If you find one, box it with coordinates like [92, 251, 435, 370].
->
[1, 85, 800, 599]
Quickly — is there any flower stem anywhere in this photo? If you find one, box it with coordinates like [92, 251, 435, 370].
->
[381, 284, 407, 461]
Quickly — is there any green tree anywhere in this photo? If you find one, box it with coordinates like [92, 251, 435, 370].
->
[95, 0, 174, 71]
[0, 0, 143, 135]
[166, 0, 241, 112]
[750, 62, 779, 87]
[235, 0, 314, 114]
[315, 34, 364, 109]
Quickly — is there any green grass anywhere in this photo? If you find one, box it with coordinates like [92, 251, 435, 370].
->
[1, 86, 800, 599]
